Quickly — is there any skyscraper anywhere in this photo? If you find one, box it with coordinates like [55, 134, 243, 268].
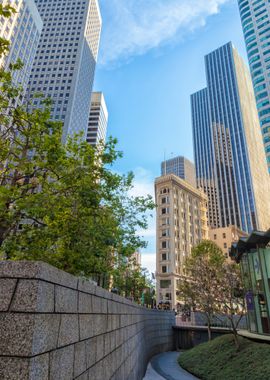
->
[87, 92, 108, 146]
[238, 0, 270, 172]
[0, 0, 42, 94]
[161, 156, 196, 188]
[155, 174, 208, 310]
[192, 42, 270, 233]
[27, 0, 102, 142]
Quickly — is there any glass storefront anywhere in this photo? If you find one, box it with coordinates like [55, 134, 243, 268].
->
[241, 249, 270, 335]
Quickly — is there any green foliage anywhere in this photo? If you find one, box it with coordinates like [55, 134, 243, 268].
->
[0, 12, 155, 280]
[179, 334, 270, 380]
[0, 4, 16, 58]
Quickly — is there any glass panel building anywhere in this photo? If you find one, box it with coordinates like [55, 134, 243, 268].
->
[237, 0, 270, 172]
[26, 0, 102, 143]
[191, 42, 270, 233]
[231, 230, 270, 335]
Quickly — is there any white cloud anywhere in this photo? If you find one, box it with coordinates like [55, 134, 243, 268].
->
[99, 0, 231, 65]
[141, 252, 156, 275]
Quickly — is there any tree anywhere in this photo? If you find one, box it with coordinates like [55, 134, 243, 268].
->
[216, 262, 246, 350]
[0, 8, 155, 280]
[178, 240, 225, 341]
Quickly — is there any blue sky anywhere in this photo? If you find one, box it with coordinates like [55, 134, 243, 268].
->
[93, 0, 247, 274]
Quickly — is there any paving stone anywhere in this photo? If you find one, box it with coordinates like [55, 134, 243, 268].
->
[0, 278, 17, 311]
[55, 285, 78, 313]
[10, 279, 54, 313]
[50, 345, 74, 380]
[74, 341, 87, 378]
[58, 314, 79, 347]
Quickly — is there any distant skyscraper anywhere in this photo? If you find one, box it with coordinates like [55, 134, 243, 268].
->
[155, 174, 208, 310]
[27, 0, 102, 142]
[0, 0, 42, 94]
[87, 92, 108, 146]
[192, 42, 270, 233]
[161, 156, 196, 188]
[238, 0, 270, 172]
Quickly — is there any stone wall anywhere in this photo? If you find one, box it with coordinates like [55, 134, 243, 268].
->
[0, 261, 175, 380]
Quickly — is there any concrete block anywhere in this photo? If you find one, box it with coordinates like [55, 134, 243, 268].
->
[75, 371, 88, 380]
[85, 337, 96, 368]
[78, 278, 96, 295]
[0, 357, 29, 380]
[32, 314, 60, 355]
[95, 334, 104, 362]
[29, 353, 49, 380]
[91, 295, 102, 313]
[50, 345, 74, 380]
[58, 315, 79, 347]
[10, 279, 54, 313]
[74, 341, 87, 378]
[79, 315, 95, 340]
[104, 332, 111, 356]
[78, 292, 92, 313]
[93, 361, 105, 380]
[55, 285, 78, 313]
[0, 261, 78, 289]
[0, 278, 17, 311]
[0, 313, 35, 356]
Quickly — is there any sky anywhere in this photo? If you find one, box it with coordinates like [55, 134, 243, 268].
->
[93, 0, 247, 275]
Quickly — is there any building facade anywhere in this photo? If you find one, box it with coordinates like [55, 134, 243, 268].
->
[209, 225, 247, 260]
[87, 92, 108, 146]
[238, 0, 270, 172]
[192, 42, 270, 233]
[191, 88, 220, 229]
[161, 156, 196, 188]
[27, 0, 102, 142]
[0, 0, 42, 94]
[155, 174, 208, 310]
[231, 230, 270, 335]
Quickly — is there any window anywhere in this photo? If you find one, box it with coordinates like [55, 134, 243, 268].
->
[162, 253, 167, 261]
[162, 266, 167, 273]
[214, 234, 217, 240]
[224, 243, 227, 249]
[223, 233, 226, 239]
[160, 280, 171, 288]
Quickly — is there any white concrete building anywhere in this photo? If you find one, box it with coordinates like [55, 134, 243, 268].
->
[0, 0, 42, 94]
[27, 0, 102, 142]
[87, 92, 108, 146]
[155, 174, 208, 310]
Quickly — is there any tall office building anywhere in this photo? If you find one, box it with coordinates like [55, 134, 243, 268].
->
[27, 0, 102, 142]
[238, 0, 270, 172]
[0, 0, 42, 94]
[192, 42, 270, 233]
[87, 92, 108, 146]
[191, 89, 220, 228]
[155, 174, 208, 310]
[161, 156, 196, 188]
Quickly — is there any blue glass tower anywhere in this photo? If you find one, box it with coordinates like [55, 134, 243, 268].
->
[238, 0, 270, 172]
[192, 42, 270, 233]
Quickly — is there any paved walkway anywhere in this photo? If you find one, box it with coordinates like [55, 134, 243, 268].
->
[143, 352, 199, 380]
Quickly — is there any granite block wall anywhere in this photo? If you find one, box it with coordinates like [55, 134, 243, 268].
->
[0, 261, 175, 380]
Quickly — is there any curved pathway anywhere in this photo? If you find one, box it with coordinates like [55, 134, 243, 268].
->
[143, 352, 199, 380]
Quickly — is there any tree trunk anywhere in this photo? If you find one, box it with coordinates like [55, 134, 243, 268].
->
[232, 328, 240, 351]
[207, 321, 212, 341]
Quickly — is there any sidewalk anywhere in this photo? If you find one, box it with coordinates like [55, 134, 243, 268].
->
[143, 352, 199, 380]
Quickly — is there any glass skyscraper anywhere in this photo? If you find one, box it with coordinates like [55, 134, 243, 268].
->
[238, 0, 270, 172]
[0, 0, 43, 95]
[192, 42, 270, 233]
[161, 156, 196, 188]
[27, 0, 102, 143]
[87, 92, 108, 146]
